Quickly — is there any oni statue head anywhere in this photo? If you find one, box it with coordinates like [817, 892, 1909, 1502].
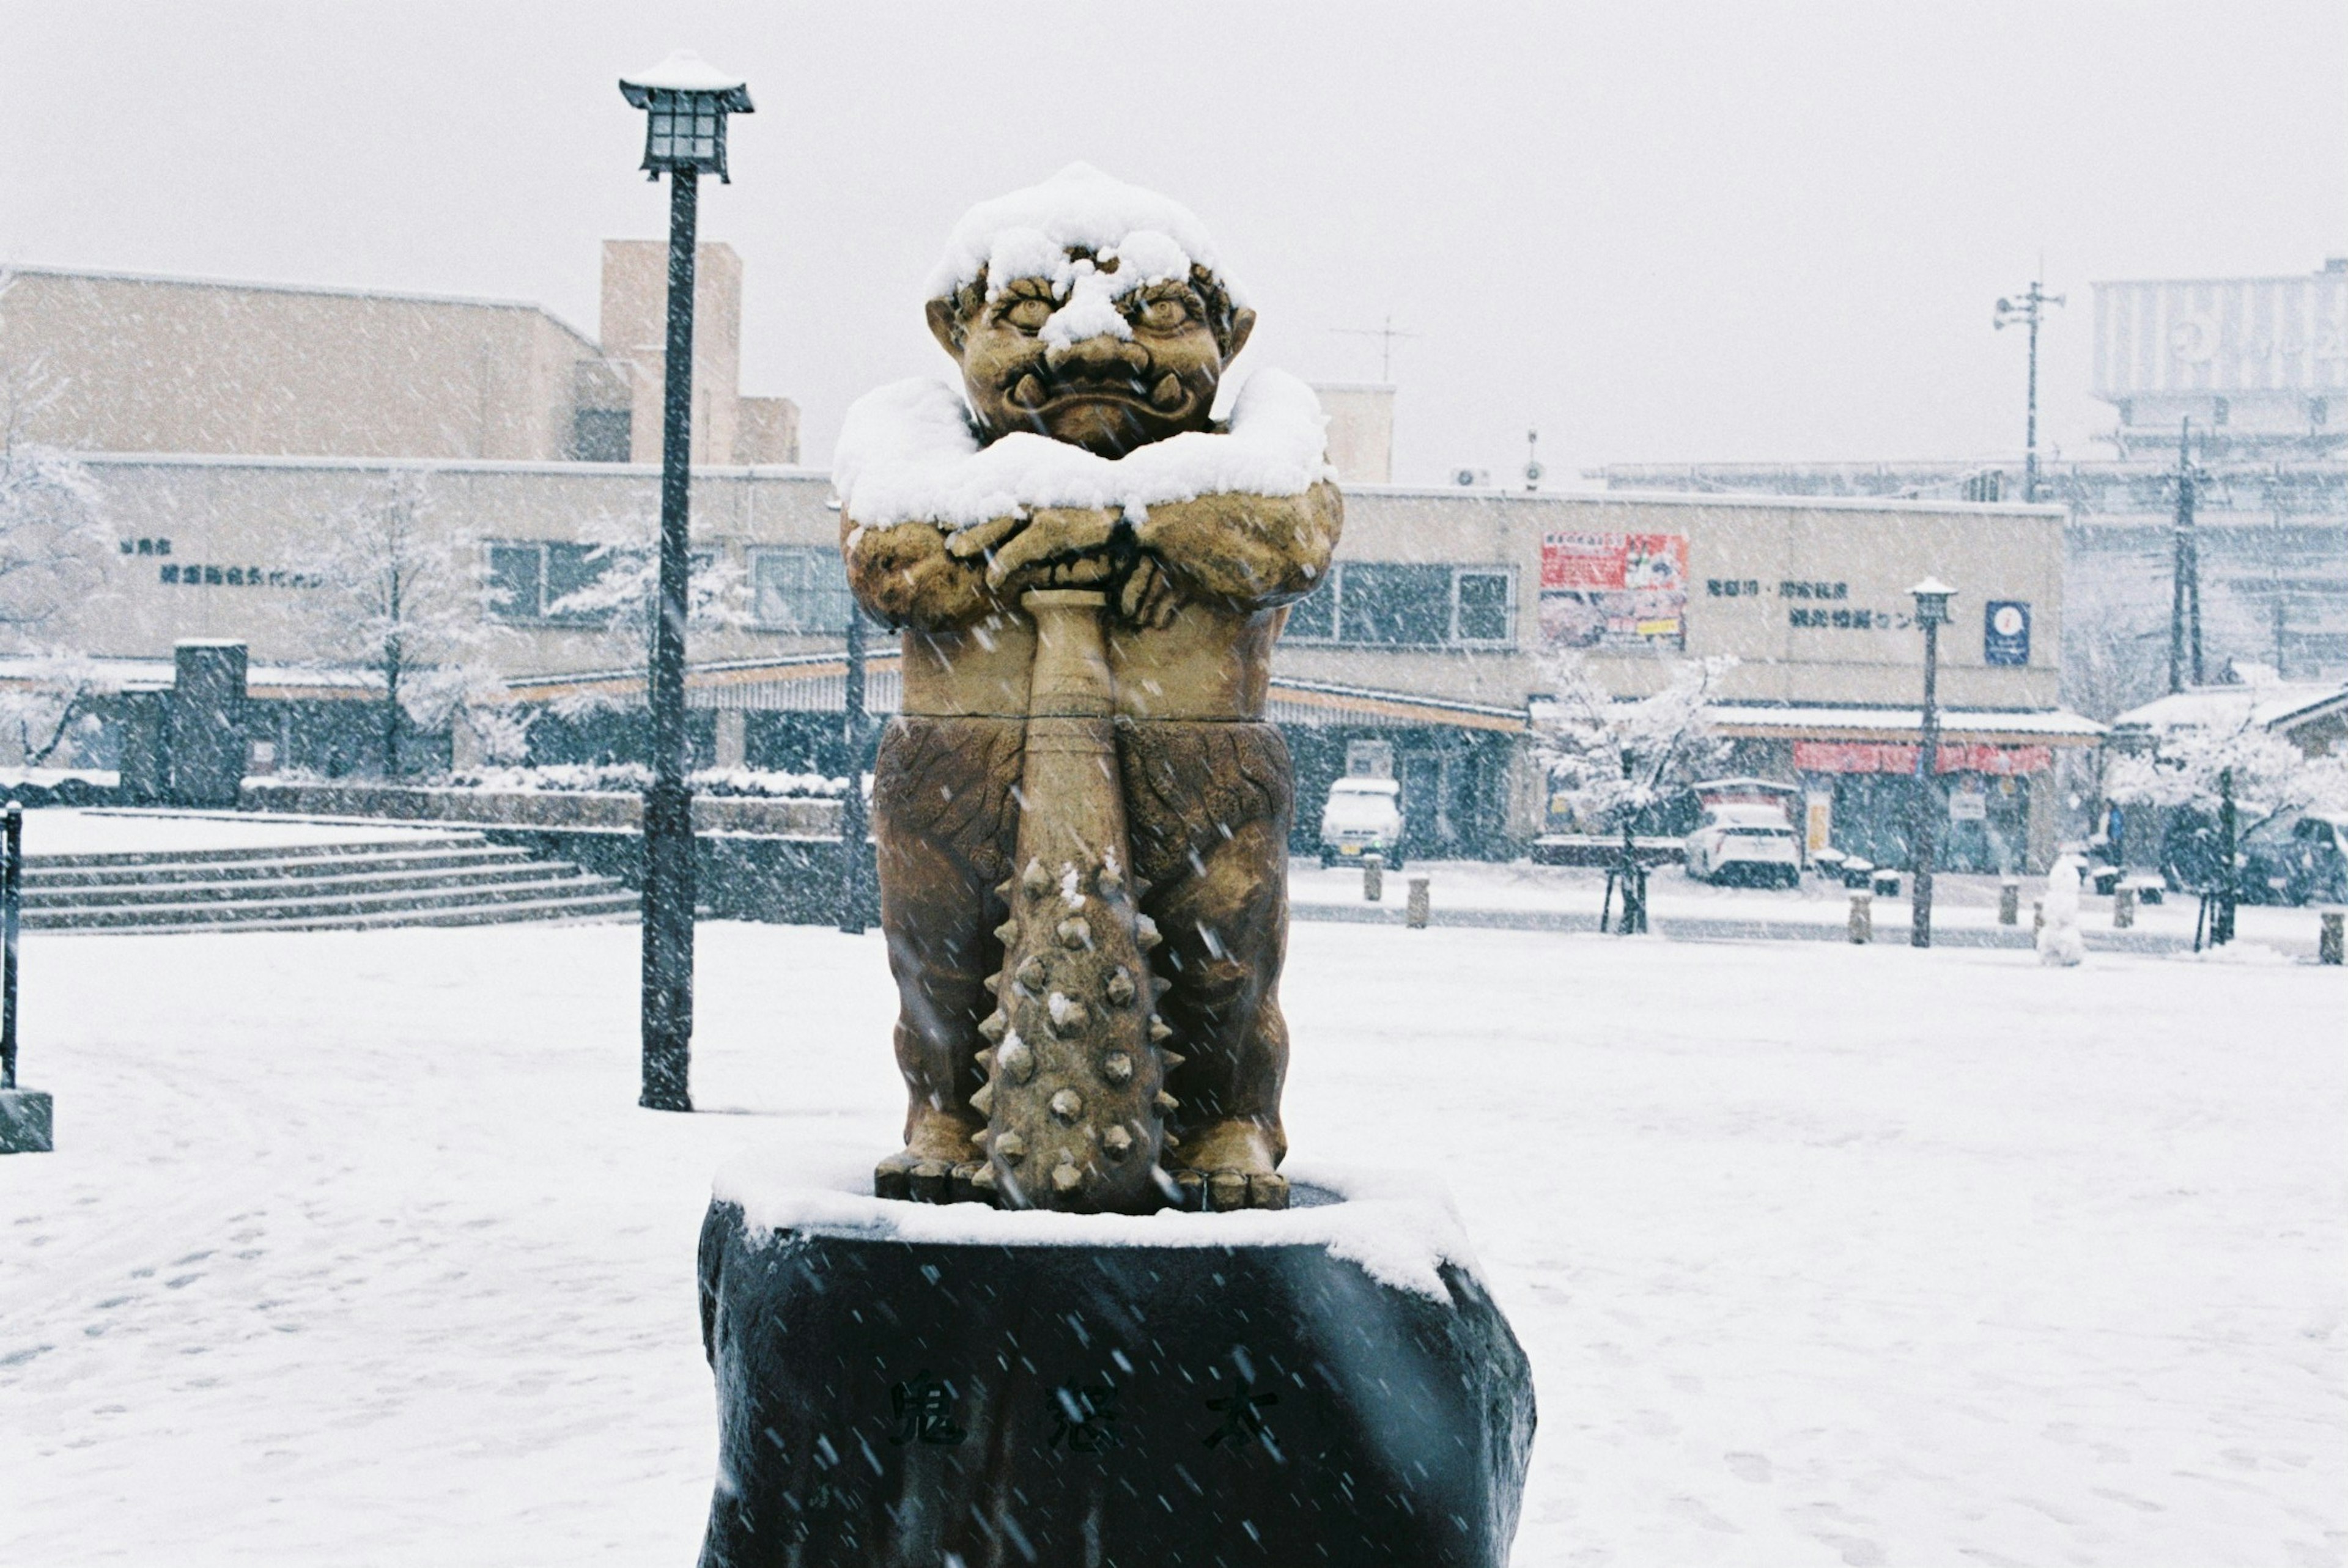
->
[923, 164, 1258, 460]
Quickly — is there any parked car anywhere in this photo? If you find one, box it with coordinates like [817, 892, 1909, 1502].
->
[2240, 810, 2348, 905]
[1683, 803, 1803, 888]
[1318, 776, 1405, 869]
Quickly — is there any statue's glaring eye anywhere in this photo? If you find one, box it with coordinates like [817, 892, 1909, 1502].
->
[1000, 295, 1054, 333]
[1132, 293, 1191, 331]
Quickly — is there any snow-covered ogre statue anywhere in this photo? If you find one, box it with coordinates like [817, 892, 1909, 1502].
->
[836, 164, 1341, 1214]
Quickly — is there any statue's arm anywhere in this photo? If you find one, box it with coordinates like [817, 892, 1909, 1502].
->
[841, 513, 999, 631]
[1131, 480, 1343, 614]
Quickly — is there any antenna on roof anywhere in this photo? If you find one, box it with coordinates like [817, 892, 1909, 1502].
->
[1330, 315, 1420, 383]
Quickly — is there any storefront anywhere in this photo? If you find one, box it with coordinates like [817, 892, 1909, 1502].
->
[1713, 707, 2105, 874]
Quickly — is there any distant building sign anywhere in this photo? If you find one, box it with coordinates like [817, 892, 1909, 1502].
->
[1984, 600, 2031, 666]
[1793, 742, 2053, 775]
[1538, 532, 1688, 650]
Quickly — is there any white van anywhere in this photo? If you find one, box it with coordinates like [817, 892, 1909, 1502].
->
[1319, 777, 1406, 869]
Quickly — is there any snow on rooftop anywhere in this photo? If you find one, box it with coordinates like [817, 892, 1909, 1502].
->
[619, 49, 746, 94]
[833, 367, 1329, 530]
[2113, 679, 2348, 736]
[924, 163, 1242, 306]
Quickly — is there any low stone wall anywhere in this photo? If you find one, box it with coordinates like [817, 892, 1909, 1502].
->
[240, 779, 841, 837]
[481, 826, 876, 926]
[238, 779, 871, 924]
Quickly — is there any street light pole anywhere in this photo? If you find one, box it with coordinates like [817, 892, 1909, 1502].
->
[1995, 279, 2065, 502]
[1908, 578, 1955, 949]
[838, 606, 870, 934]
[619, 51, 753, 1113]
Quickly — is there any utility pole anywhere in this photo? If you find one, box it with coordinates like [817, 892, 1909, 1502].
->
[1995, 278, 2065, 502]
[2168, 418, 2204, 693]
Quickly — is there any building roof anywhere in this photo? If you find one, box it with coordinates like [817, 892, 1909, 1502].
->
[1700, 705, 2106, 745]
[1, 262, 600, 354]
[1345, 481, 2066, 518]
[2111, 679, 2348, 738]
[0, 653, 382, 701]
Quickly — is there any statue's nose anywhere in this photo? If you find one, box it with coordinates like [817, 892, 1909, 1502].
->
[1045, 333, 1150, 380]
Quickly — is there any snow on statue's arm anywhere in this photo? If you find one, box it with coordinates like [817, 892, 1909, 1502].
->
[834, 369, 1339, 630]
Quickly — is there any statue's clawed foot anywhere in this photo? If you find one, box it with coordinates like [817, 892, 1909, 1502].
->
[874, 1113, 994, 1205]
[1162, 1118, 1289, 1211]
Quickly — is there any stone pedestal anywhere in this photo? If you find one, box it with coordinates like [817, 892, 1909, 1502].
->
[0, 1087, 53, 1153]
[695, 1175, 1534, 1567]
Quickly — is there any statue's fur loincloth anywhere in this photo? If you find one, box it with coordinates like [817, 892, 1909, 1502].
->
[872, 715, 1293, 1142]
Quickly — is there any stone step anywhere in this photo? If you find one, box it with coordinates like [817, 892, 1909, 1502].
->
[24, 833, 492, 872]
[24, 874, 635, 930]
[34, 889, 643, 937]
[22, 845, 537, 889]
[24, 861, 581, 910]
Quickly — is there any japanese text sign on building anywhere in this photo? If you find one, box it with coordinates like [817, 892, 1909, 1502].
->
[1792, 741, 2053, 775]
[1538, 532, 1688, 651]
[1984, 601, 2031, 666]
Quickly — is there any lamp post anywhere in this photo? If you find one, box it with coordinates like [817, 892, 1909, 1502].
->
[618, 51, 753, 1113]
[838, 605, 870, 934]
[1995, 279, 2064, 502]
[1908, 578, 1955, 949]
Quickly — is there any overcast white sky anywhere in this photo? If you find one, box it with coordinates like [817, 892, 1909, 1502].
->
[2, 2, 2341, 484]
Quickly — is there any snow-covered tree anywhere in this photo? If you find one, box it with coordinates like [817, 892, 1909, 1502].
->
[1533, 650, 1737, 932]
[305, 474, 506, 776]
[0, 307, 116, 768]
[2106, 705, 2348, 924]
[0, 338, 112, 649]
[537, 520, 751, 724]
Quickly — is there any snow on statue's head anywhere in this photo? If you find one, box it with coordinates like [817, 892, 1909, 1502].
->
[924, 164, 1257, 460]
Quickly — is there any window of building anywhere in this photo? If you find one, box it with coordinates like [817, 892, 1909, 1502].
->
[488, 541, 620, 625]
[751, 545, 862, 633]
[1453, 570, 1516, 645]
[572, 408, 632, 463]
[1282, 562, 1516, 648]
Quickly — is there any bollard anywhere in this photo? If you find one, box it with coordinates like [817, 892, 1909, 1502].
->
[1848, 889, 1872, 944]
[1405, 875, 1430, 929]
[2032, 899, 2044, 936]
[2113, 886, 2135, 929]
[1363, 853, 1383, 904]
[0, 798, 51, 1155]
[1998, 878, 2019, 926]
[2322, 910, 2344, 966]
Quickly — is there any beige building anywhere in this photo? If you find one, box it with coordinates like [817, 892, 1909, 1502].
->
[0, 252, 797, 466]
[1, 257, 2091, 863]
[43, 451, 2092, 864]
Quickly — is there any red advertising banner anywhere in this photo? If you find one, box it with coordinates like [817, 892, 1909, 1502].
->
[1793, 742, 2054, 776]
[1538, 532, 1688, 650]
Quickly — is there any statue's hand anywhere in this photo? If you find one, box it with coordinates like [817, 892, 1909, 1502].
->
[947, 507, 1123, 590]
[1116, 554, 1183, 629]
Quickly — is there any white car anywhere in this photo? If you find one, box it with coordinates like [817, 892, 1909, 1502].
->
[1684, 803, 1803, 888]
[1319, 777, 1405, 868]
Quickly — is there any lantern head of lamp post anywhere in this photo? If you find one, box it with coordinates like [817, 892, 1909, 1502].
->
[619, 50, 753, 182]
[1909, 576, 1956, 628]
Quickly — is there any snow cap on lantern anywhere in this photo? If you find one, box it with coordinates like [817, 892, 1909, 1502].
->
[923, 163, 1247, 312]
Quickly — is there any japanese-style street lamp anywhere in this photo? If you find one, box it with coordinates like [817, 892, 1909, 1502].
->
[1908, 578, 1955, 949]
[619, 51, 753, 1113]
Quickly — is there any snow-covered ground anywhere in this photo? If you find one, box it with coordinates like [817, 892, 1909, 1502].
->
[1, 919, 2340, 1566]
[1293, 856, 2335, 956]
[20, 809, 463, 857]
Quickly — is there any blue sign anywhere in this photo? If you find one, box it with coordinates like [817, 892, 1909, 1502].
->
[1984, 600, 2031, 666]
